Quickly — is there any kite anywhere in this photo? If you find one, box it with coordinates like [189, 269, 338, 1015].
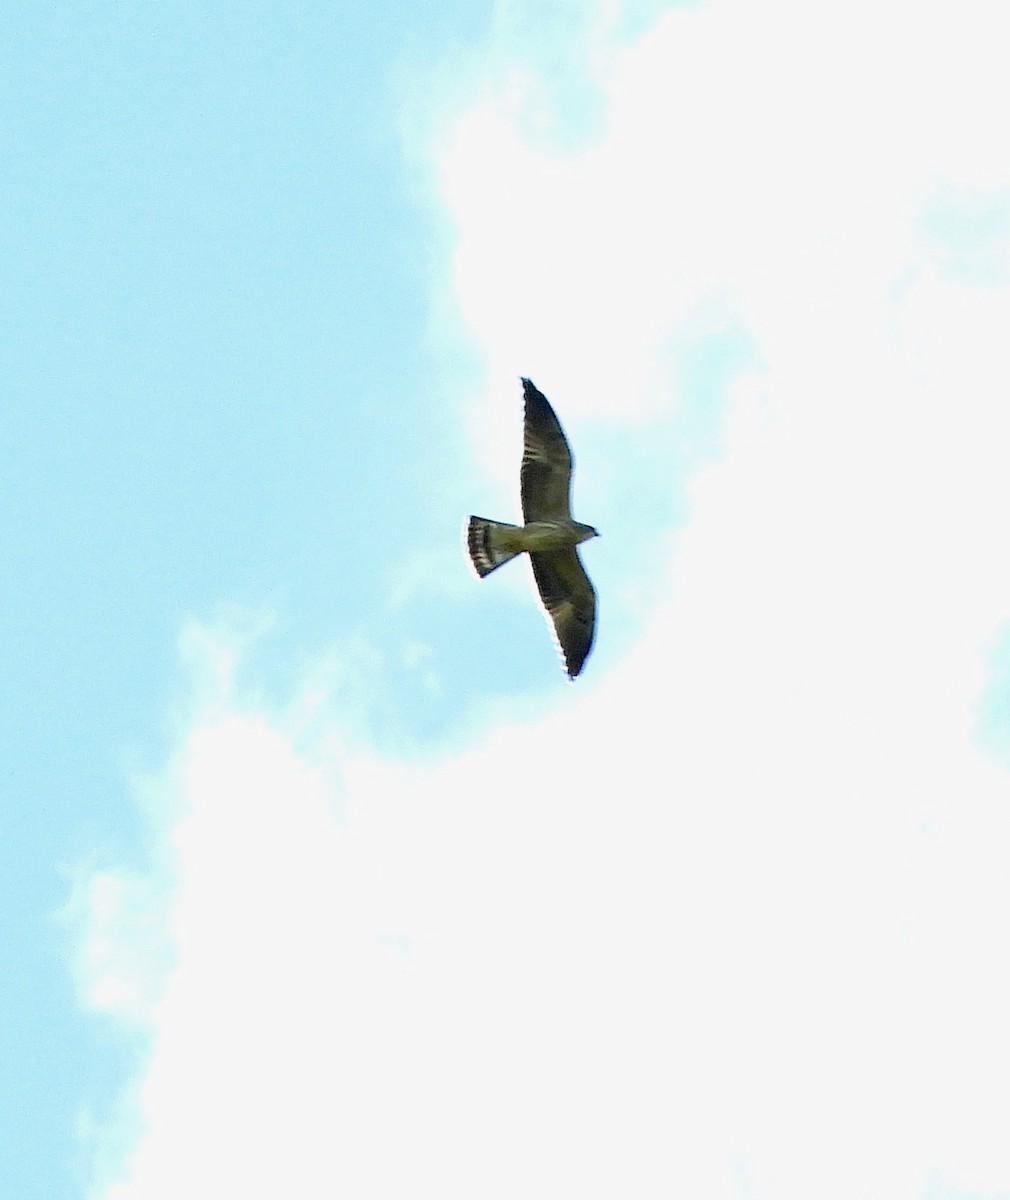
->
[466, 378, 599, 679]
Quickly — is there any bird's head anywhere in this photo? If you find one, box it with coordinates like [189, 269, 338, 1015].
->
[577, 523, 600, 544]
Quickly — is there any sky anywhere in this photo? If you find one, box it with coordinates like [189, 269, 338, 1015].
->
[5, 0, 1010, 1196]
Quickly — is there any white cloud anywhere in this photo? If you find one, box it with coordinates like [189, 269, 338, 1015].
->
[77, 2, 1010, 1197]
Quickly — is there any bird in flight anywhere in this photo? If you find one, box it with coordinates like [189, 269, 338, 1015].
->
[466, 378, 599, 679]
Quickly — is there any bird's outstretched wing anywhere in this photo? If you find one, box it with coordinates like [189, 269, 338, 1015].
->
[530, 548, 596, 679]
[521, 378, 574, 522]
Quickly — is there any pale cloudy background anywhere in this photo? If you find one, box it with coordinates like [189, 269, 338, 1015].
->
[7, 0, 1010, 1197]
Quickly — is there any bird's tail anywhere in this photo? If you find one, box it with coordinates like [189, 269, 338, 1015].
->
[466, 516, 522, 577]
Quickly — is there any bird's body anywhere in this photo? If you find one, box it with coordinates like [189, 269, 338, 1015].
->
[468, 518, 594, 562]
[466, 378, 599, 679]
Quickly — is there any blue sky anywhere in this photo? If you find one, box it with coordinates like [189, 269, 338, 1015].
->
[6, 1, 1010, 1197]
